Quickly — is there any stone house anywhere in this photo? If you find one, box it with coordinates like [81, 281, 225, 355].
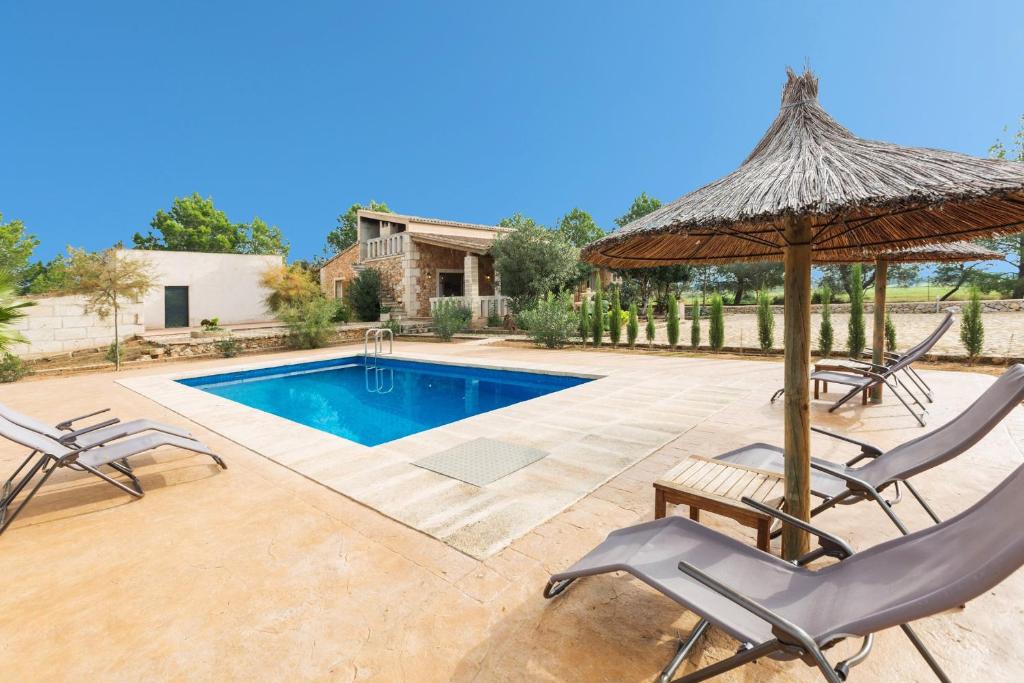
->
[319, 210, 511, 322]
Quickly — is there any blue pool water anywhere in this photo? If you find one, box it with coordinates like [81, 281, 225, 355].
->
[179, 357, 592, 446]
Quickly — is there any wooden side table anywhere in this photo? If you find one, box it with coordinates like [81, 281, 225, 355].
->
[654, 455, 785, 552]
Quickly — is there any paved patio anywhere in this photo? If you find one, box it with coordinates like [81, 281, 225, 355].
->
[1, 341, 1022, 681]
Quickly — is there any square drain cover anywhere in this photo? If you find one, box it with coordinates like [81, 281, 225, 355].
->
[414, 438, 548, 487]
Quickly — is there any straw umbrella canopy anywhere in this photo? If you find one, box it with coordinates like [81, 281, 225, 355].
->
[817, 241, 1003, 400]
[582, 68, 1024, 559]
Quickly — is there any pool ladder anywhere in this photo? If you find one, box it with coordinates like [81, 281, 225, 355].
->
[364, 328, 394, 394]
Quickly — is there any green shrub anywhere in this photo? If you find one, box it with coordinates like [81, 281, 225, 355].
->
[383, 318, 402, 336]
[519, 292, 577, 349]
[105, 341, 125, 365]
[756, 290, 774, 353]
[331, 300, 352, 323]
[847, 264, 866, 358]
[960, 286, 984, 364]
[347, 268, 382, 322]
[578, 295, 591, 345]
[666, 294, 680, 348]
[818, 284, 834, 357]
[709, 295, 725, 351]
[431, 297, 472, 341]
[884, 313, 897, 352]
[200, 317, 221, 331]
[626, 302, 639, 348]
[609, 287, 623, 346]
[279, 296, 338, 349]
[486, 300, 502, 328]
[215, 337, 241, 358]
[690, 298, 700, 349]
[591, 289, 604, 347]
[0, 352, 30, 383]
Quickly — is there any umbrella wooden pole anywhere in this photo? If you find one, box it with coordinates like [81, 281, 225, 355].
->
[782, 216, 812, 560]
[871, 258, 889, 402]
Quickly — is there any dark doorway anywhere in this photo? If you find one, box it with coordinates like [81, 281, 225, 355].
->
[164, 286, 190, 328]
[438, 272, 464, 297]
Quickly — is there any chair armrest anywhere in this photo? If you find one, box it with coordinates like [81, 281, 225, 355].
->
[809, 460, 877, 495]
[676, 560, 824, 654]
[741, 497, 854, 560]
[57, 418, 121, 443]
[56, 408, 111, 431]
[810, 426, 883, 464]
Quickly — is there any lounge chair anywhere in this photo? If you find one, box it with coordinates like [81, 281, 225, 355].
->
[0, 415, 225, 535]
[810, 312, 953, 425]
[545, 461, 1024, 682]
[717, 363, 1024, 535]
[0, 400, 193, 449]
[770, 312, 953, 426]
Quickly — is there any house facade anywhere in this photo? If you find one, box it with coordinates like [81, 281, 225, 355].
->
[320, 210, 511, 322]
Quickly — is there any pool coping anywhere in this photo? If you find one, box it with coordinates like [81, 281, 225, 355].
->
[118, 345, 750, 559]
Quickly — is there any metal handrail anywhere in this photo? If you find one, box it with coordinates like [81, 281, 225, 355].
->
[363, 328, 394, 368]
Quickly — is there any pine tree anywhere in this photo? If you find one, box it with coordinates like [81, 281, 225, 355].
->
[666, 294, 680, 348]
[709, 295, 725, 351]
[626, 302, 639, 348]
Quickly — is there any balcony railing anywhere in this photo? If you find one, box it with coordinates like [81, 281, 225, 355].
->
[364, 234, 404, 260]
[429, 295, 509, 320]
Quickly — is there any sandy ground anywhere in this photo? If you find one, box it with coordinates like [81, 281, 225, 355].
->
[1, 340, 1022, 681]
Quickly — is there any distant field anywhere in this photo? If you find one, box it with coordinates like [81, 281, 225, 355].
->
[682, 285, 1005, 304]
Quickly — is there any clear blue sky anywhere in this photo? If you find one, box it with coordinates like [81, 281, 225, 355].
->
[2, 1, 1022, 263]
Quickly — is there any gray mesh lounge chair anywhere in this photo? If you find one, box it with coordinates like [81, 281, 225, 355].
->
[718, 363, 1024, 535]
[770, 312, 953, 426]
[0, 415, 225, 535]
[545, 462, 1024, 682]
[0, 400, 193, 450]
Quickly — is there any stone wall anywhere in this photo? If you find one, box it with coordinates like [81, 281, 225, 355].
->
[363, 255, 405, 309]
[8, 294, 145, 358]
[412, 242, 465, 317]
[319, 244, 359, 299]
[713, 298, 1024, 316]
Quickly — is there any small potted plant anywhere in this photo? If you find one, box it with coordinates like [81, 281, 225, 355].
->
[191, 317, 226, 338]
[379, 306, 392, 322]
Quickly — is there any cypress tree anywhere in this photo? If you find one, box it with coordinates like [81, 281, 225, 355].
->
[756, 290, 774, 353]
[847, 264, 866, 358]
[578, 295, 590, 346]
[690, 298, 700, 349]
[609, 286, 622, 346]
[591, 288, 604, 347]
[666, 294, 680, 348]
[709, 295, 725, 351]
[645, 299, 656, 348]
[818, 284, 834, 358]
[884, 312, 897, 352]
[960, 286, 984, 364]
[626, 302, 639, 348]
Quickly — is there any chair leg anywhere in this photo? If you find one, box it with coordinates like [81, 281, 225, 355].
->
[2, 450, 41, 503]
[543, 578, 576, 599]
[659, 619, 710, 683]
[903, 367, 933, 402]
[76, 462, 145, 498]
[672, 639, 796, 683]
[903, 480, 942, 525]
[108, 461, 145, 495]
[883, 380, 926, 427]
[900, 624, 952, 683]
[1, 454, 48, 516]
[0, 459, 59, 535]
[828, 385, 867, 413]
[867, 487, 911, 534]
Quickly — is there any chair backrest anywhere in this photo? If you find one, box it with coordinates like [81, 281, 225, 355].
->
[819, 460, 1024, 639]
[887, 311, 953, 372]
[0, 415, 73, 458]
[0, 401, 65, 440]
[859, 363, 1024, 485]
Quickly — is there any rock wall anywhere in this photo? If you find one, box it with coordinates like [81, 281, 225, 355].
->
[412, 242, 465, 317]
[8, 294, 146, 358]
[319, 244, 359, 299]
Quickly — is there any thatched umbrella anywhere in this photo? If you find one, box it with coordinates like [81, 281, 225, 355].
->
[582, 69, 1024, 559]
[820, 241, 1003, 400]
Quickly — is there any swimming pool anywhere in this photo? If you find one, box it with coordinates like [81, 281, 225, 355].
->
[178, 357, 592, 446]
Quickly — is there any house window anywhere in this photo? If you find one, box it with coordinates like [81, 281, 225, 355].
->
[334, 279, 344, 299]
